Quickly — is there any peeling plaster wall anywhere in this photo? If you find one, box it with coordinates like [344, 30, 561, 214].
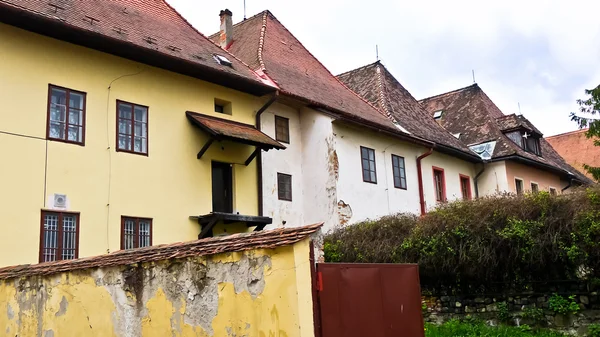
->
[261, 102, 305, 228]
[333, 123, 424, 225]
[0, 240, 315, 337]
[299, 108, 337, 231]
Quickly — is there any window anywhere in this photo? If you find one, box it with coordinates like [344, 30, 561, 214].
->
[549, 187, 557, 196]
[47, 85, 86, 145]
[121, 217, 152, 250]
[433, 110, 443, 119]
[214, 98, 232, 115]
[515, 178, 524, 195]
[40, 211, 79, 263]
[277, 173, 292, 201]
[360, 146, 377, 183]
[275, 116, 290, 144]
[391, 155, 407, 189]
[433, 167, 446, 202]
[117, 101, 148, 155]
[505, 130, 541, 156]
[531, 182, 539, 193]
[460, 174, 472, 200]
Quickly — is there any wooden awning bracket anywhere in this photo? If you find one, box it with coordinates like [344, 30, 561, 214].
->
[244, 148, 261, 166]
[197, 138, 215, 159]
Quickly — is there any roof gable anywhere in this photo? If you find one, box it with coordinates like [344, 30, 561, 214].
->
[0, 0, 273, 95]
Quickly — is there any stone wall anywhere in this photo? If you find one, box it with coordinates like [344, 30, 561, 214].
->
[422, 286, 600, 335]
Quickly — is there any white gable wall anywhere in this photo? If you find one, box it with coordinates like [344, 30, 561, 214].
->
[476, 161, 509, 196]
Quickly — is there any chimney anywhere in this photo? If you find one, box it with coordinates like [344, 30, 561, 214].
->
[219, 9, 233, 49]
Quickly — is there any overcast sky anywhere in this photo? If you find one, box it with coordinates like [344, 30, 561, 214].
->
[168, 0, 600, 136]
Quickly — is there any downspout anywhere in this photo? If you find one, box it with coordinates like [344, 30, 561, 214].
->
[255, 92, 279, 216]
[417, 148, 434, 215]
[562, 177, 573, 192]
[474, 163, 486, 198]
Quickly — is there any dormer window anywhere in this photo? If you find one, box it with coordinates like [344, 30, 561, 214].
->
[505, 130, 541, 156]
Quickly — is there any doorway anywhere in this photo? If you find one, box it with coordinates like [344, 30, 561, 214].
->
[211, 161, 233, 213]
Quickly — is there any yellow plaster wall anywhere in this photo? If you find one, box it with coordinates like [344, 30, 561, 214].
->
[0, 23, 268, 266]
[0, 239, 315, 337]
[505, 160, 563, 194]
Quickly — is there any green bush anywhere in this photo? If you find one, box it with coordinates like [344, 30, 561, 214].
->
[588, 323, 600, 337]
[548, 294, 580, 315]
[324, 187, 600, 291]
[497, 302, 510, 322]
[424, 320, 566, 337]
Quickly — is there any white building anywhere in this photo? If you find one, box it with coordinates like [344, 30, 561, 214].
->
[212, 10, 481, 232]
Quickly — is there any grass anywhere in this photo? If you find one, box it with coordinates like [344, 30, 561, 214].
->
[425, 320, 567, 337]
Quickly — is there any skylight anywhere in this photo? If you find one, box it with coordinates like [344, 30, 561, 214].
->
[433, 110, 443, 119]
[469, 141, 496, 160]
[213, 54, 232, 67]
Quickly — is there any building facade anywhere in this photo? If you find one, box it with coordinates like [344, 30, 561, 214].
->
[0, 0, 283, 267]
[546, 129, 600, 182]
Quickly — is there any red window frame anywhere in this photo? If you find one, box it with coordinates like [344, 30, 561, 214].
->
[432, 167, 446, 202]
[39, 210, 80, 263]
[116, 100, 149, 156]
[120, 216, 153, 250]
[47, 84, 86, 146]
[459, 174, 472, 200]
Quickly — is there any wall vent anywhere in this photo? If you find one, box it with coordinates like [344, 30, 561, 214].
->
[53, 194, 67, 208]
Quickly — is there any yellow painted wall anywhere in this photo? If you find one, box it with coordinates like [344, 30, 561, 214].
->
[0, 23, 268, 266]
[0, 238, 315, 337]
[505, 160, 563, 194]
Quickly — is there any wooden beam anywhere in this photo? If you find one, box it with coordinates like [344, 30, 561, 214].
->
[253, 223, 267, 232]
[196, 138, 215, 160]
[198, 218, 218, 239]
[245, 148, 260, 166]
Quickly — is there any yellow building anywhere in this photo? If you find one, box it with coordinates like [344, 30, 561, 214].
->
[0, 0, 283, 267]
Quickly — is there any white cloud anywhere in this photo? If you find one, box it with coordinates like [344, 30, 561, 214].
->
[167, 0, 600, 136]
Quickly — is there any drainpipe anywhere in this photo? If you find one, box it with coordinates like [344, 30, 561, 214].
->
[417, 148, 434, 215]
[255, 92, 279, 216]
[562, 177, 573, 192]
[474, 163, 486, 198]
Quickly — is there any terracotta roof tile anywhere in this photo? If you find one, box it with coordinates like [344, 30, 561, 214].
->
[496, 114, 542, 135]
[209, 11, 432, 144]
[419, 84, 592, 184]
[0, 223, 322, 280]
[186, 111, 285, 150]
[337, 62, 478, 160]
[0, 0, 273, 94]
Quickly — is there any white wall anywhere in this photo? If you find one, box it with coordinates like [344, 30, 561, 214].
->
[476, 161, 509, 196]
[421, 152, 477, 211]
[333, 123, 424, 226]
[260, 102, 304, 228]
[300, 108, 337, 231]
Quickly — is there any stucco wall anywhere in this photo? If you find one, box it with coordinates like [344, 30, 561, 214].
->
[0, 238, 315, 337]
[300, 108, 337, 231]
[476, 161, 509, 196]
[333, 123, 424, 225]
[505, 160, 563, 194]
[0, 24, 265, 266]
[421, 152, 477, 211]
[261, 102, 304, 228]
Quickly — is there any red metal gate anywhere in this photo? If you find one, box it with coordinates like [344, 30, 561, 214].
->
[315, 263, 425, 337]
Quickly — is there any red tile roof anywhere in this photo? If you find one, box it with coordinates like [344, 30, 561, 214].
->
[0, 0, 274, 95]
[209, 11, 434, 147]
[546, 129, 600, 181]
[186, 111, 285, 150]
[337, 62, 479, 161]
[0, 223, 322, 280]
[419, 84, 592, 184]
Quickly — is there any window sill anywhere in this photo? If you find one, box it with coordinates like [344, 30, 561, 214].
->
[116, 148, 148, 157]
[47, 137, 85, 146]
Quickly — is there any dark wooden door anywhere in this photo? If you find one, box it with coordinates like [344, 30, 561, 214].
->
[211, 161, 233, 213]
[317, 263, 425, 337]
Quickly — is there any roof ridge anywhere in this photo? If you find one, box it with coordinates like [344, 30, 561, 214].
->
[262, 12, 391, 120]
[335, 60, 380, 78]
[419, 83, 479, 103]
[161, 1, 265, 83]
[257, 11, 268, 71]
